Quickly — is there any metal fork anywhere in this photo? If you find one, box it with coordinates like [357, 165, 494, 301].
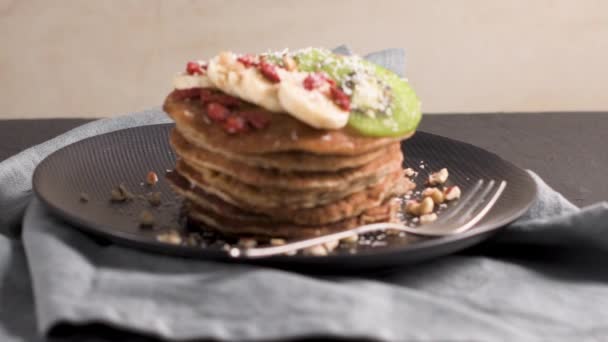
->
[229, 180, 507, 258]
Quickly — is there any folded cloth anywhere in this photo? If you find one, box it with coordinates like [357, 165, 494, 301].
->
[1, 48, 608, 342]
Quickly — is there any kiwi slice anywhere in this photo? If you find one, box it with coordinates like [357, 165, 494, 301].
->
[294, 48, 422, 137]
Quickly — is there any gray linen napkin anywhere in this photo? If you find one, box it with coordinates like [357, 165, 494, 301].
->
[2, 48, 608, 341]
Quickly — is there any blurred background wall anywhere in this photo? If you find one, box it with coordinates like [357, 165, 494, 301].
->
[1, 0, 607, 118]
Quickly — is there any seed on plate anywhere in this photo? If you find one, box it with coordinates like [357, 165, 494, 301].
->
[139, 210, 155, 227]
[238, 238, 258, 249]
[147, 192, 162, 206]
[303, 244, 327, 256]
[79, 192, 89, 203]
[146, 171, 159, 185]
[323, 239, 339, 253]
[156, 230, 182, 245]
[270, 238, 286, 246]
[110, 184, 133, 202]
[404, 168, 416, 177]
[341, 234, 359, 244]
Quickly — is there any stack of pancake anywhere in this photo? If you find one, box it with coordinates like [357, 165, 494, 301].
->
[164, 92, 415, 239]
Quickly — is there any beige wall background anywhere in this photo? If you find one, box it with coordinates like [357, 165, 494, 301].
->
[1, 0, 607, 118]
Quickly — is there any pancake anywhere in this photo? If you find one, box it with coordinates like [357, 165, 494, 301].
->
[177, 124, 394, 171]
[164, 91, 413, 156]
[186, 199, 399, 239]
[170, 129, 403, 190]
[167, 168, 414, 225]
[174, 158, 405, 209]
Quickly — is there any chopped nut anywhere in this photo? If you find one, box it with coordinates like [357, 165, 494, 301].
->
[341, 234, 359, 244]
[422, 187, 445, 204]
[146, 171, 159, 185]
[156, 230, 182, 245]
[283, 55, 297, 71]
[444, 185, 462, 201]
[147, 192, 162, 206]
[428, 168, 449, 186]
[418, 197, 435, 215]
[406, 200, 421, 216]
[238, 238, 258, 248]
[404, 168, 416, 177]
[420, 213, 438, 224]
[185, 233, 202, 246]
[79, 192, 89, 203]
[110, 184, 133, 202]
[304, 244, 328, 256]
[270, 238, 286, 246]
[110, 188, 126, 202]
[323, 239, 339, 253]
[139, 210, 155, 227]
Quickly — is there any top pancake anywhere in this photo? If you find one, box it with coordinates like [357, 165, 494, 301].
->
[164, 91, 413, 156]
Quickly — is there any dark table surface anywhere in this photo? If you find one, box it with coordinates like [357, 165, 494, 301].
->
[1, 113, 606, 206]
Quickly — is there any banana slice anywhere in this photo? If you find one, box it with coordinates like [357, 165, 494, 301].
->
[172, 73, 214, 90]
[206, 52, 283, 112]
[278, 72, 349, 129]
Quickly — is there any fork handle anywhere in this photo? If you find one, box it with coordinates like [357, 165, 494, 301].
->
[230, 222, 408, 258]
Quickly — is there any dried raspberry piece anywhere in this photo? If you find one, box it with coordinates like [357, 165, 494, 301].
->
[258, 61, 281, 83]
[206, 103, 230, 122]
[303, 72, 335, 90]
[186, 61, 203, 75]
[223, 116, 249, 134]
[172, 88, 201, 100]
[200, 88, 242, 107]
[237, 55, 257, 68]
[330, 86, 351, 111]
[237, 110, 271, 129]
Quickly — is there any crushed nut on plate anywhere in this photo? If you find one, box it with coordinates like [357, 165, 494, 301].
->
[420, 213, 438, 224]
[427, 168, 449, 186]
[340, 234, 359, 244]
[146, 171, 159, 185]
[139, 210, 155, 227]
[79, 192, 89, 203]
[422, 187, 445, 204]
[238, 238, 258, 249]
[303, 244, 328, 256]
[110, 184, 133, 202]
[147, 192, 162, 206]
[270, 238, 286, 246]
[156, 230, 182, 245]
[444, 185, 461, 201]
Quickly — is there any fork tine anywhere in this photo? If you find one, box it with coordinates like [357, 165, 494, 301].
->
[451, 180, 506, 234]
[455, 180, 496, 225]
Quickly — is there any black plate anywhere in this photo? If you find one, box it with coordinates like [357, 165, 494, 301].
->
[33, 124, 536, 272]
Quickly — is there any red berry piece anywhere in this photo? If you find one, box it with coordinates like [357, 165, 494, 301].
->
[330, 86, 351, 111]
[172, 88, 202, 100]
[200, 88, 242, 107]
[238, 110, 271, 129]
[186, 61, 203, 75]
[237, 55, 257, 68]
[259, 61, 281, 83]
[206, 102, 230, 122]
[223, 116, 248, 134]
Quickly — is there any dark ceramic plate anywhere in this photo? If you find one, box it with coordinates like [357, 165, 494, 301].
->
[33, 124, 536, 272]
